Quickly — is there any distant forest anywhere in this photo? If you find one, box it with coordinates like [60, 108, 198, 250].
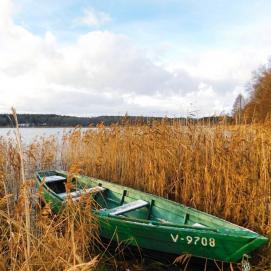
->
[0, 114, 228, 127]
[0, 114, 127, 127]
[232, 60, 271, 123]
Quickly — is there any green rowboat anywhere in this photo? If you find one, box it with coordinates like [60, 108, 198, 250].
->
[35, 170, 268, 263]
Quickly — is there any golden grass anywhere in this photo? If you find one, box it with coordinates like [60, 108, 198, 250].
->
[1, 120, 271, 270]
[63, 123, 271, 233]
[0, 136, 99, 270]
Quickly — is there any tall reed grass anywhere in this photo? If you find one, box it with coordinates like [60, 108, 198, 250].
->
[61, 121, 271, 269]
[62, 123, 271, 233]
[0, 120, 271, 270]
[0, 133, 99, 270]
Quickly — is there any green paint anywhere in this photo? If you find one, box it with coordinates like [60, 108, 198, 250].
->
[35, 170, 268, 263]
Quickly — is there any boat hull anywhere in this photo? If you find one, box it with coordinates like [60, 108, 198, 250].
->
[98, 215, 266, 262]
[35, 170, 268, 263]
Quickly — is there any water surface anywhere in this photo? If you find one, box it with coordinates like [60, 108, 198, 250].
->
[0, 127, 79, 144]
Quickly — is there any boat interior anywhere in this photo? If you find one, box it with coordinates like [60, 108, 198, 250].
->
[39, 172, 154, 218]
[37, 171, 244, 231]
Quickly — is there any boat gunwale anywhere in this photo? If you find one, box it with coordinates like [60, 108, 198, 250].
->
[99, 214, 265, 239]
[36, 170, 265, 237]
[73, 173, 260, 233]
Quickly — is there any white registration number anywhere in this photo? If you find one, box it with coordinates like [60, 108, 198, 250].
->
[170, 234, 216, 247]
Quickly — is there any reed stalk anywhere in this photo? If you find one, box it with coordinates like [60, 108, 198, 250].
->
[11, 107, 31, 268]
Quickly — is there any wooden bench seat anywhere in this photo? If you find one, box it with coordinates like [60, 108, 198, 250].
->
[109, 199, 149, 215]
[59, 186, 106, 200]
[44, 175, 66, 183]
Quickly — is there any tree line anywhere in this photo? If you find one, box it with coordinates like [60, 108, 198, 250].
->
[0, 114, 135, 127]
[0, 114, 176, 127]
[232, 61, 271, 123]
[0, 113, 231, 127]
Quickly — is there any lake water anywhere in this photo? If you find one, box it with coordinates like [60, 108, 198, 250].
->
[0, 127, 81, 144]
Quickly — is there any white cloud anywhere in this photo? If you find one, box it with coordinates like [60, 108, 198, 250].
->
[0, 0, 14, 29]
[0, 0, 271, 117]
[75, 8, 111, 27]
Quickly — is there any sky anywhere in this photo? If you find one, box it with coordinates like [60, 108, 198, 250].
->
[0, 0, 271, 117]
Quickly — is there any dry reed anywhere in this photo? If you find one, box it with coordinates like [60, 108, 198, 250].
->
[0, 119, 271, 270]
[0, 129, 99, 270]
[61, 121, 271, 269]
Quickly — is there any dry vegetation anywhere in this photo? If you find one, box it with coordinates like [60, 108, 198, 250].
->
[233, 61, 271, 124]
[0, 134, 100, 270]
[0, 120, 271, 270]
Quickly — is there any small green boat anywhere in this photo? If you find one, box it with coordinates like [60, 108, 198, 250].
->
[35, 170, 268, 263]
